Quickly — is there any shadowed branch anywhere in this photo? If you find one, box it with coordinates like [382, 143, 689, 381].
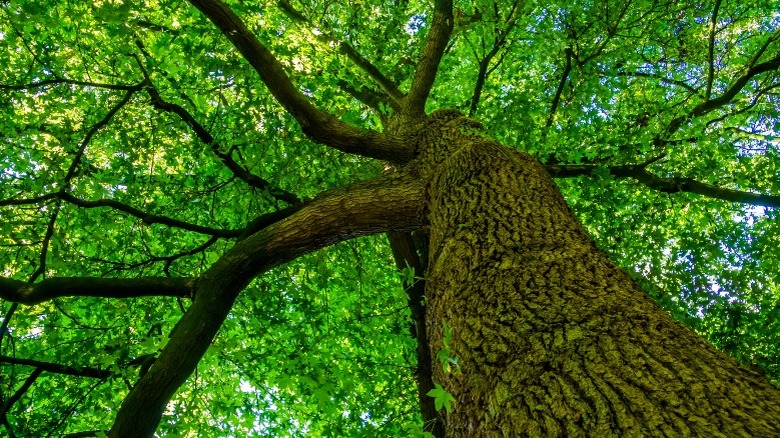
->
[0, 355, 109, 379]
[0, 192, 240, 238]
[0, 277, 195, 305]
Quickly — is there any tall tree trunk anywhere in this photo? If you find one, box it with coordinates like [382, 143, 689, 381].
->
[417, 112, 780, 436]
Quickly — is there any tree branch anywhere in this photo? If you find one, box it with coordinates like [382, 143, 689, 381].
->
[30, 197, 61, 284]
[468, 0, 522, 117]
[0, 73, 139, 349]
[0, 192, 240, 237]
[0, 303, 18, 350]
[336, 80, 391, 113]
[0, 277, 195, 305]
[63, 431, 107, 438]
[546, 164, 780, 209]
[63, 86, 143, 184]
[0, 78, 140, 91]
[0, 368, 43, 419]
[725, 126, 780, 144]
[546, 47, 573, 128]
[16, 83, 144, 283]
[140, 76, 302, 205]
[386, 231, 443, 437]
[746, 29, 780, 70]
[276, 0, 404, 106]
[109, 172, 425, 437]
[404, 0, 453, 117]
[705, 0, 723, 100]
[615, 70, 700, 94]
[665, 52, 780, 137]
[0, 355, 109, 379]
[186, 0, 412, 163]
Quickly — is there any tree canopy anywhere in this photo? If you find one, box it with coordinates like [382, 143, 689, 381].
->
[1, 0, 779, 436]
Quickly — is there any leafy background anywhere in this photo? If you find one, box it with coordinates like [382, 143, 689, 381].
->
[1, 0, 779, 435]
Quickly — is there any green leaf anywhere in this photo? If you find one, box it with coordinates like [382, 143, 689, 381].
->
[427, 383, 456, 413]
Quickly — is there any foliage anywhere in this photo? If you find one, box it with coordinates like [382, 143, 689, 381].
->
[1, 0, 779, 436]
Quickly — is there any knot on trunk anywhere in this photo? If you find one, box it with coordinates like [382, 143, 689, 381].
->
[408, 108, 494, 179]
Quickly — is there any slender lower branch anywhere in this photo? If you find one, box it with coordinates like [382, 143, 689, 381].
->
[0, 78, 140, 91]
[545, 47, 573, 128]
[615, 70, 700, 94]
[705, 0, 723, 100]
[141, 80, 301, 205]
[0, 355, 109, 379]
[64, 87, 142, 183]
[468, 1, 521, 116]
[337, 80, 392, 113]
[0, 368, 43, 418]
[0, 303, 18, 350]
[725, 126, 780, 143]
[1, 193, 239, 237]
[0, 277, 195, 305]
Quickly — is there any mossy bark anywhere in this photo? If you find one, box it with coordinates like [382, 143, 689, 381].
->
[415, 113, 780, 437]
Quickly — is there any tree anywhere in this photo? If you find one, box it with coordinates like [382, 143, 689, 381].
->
[2, 0, 780, 436]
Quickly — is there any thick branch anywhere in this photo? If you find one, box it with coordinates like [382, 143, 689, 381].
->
[238, 204, 304, 240]
[0, 277, 195, 305]
[546, 164, 780, 208]
[186, 0, 412, 163]
[0, 355, 109, 379]
[109, 172, 425, 437]
[404, 0, 453, 117]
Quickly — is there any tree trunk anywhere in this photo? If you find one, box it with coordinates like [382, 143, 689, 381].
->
[418, 112, 780, 436]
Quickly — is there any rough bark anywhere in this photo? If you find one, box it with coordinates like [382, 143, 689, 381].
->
[417, 113, 780, 436]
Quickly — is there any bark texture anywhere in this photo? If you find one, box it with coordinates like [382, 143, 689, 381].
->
[416, 112, 780, 437]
